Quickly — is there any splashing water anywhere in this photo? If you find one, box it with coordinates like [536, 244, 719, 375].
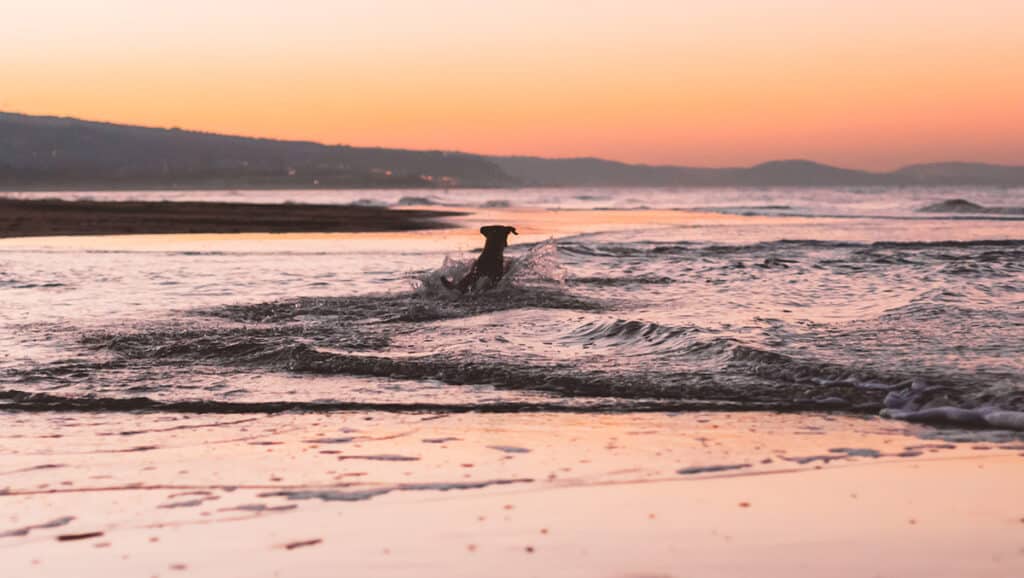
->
[413, 239, 565, 297]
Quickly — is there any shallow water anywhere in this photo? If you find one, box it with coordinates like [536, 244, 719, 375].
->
[1, 187, 1022, 428]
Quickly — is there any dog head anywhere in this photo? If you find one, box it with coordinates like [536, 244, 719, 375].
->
[479, 225, 518, 248]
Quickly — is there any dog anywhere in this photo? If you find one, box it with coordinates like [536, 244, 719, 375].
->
[442, 225, 518, 293]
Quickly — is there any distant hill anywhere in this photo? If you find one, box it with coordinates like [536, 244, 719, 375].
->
[0, 112, 515, 189]
[490, 157, 899, 187]
[738, 160, 894, 187]
[2, 112, 1022, 189]
[489, 156, 722, 187]
[492, 156, 1024, 187]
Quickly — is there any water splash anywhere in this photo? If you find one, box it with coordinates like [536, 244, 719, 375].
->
[413, 239, 565, 297]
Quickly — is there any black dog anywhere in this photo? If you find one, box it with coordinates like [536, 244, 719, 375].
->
[442, 225, 518, 293]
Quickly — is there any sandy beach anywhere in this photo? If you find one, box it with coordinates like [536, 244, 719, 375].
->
[3, 411, 1023, 577]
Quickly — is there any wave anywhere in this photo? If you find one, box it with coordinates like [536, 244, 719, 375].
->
[560, 238, 1024, 258]
[0, 388, 774, 414]
[479, 200, 511, 208]
[0, 269, 67, 290]
[9, 306, 1024, 429]
[394, 196, 441, 206]
[918, 199, 1024, 215]
[558, 239, 1024, 280]
[27, 319, 981, 406]
[14, 309, 901, 408]
[11, 326, 1024, 430]
[568, 275, 676, 286]
[563, 319, 705, 356]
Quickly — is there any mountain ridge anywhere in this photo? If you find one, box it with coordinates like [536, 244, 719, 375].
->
[2, 112, 1022, 189]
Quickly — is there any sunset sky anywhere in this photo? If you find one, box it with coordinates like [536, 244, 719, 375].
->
[3, 0, 1022, 170]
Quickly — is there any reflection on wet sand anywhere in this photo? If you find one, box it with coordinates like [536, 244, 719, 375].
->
[2, 411, 1022, 577]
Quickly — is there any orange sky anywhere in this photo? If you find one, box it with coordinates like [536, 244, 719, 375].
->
[3, 1, 1022, 170]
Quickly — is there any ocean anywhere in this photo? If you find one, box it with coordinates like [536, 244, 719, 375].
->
[2, 186, 1023, 429]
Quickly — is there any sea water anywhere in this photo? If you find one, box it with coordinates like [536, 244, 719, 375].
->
[1, 187, 1022, 429]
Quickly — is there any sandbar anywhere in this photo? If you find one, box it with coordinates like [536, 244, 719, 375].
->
[0, 197, 464, 238]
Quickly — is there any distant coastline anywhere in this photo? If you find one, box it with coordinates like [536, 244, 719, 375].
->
[3, 111, 1024, 190]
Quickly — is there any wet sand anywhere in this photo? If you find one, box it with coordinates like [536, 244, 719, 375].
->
[0, 197, 464, 238]
[2, 411, 1022, 577]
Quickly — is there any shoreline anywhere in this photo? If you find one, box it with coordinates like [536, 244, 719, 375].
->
[0, 197, 464, 238]
[2, 410, 1022, 577]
